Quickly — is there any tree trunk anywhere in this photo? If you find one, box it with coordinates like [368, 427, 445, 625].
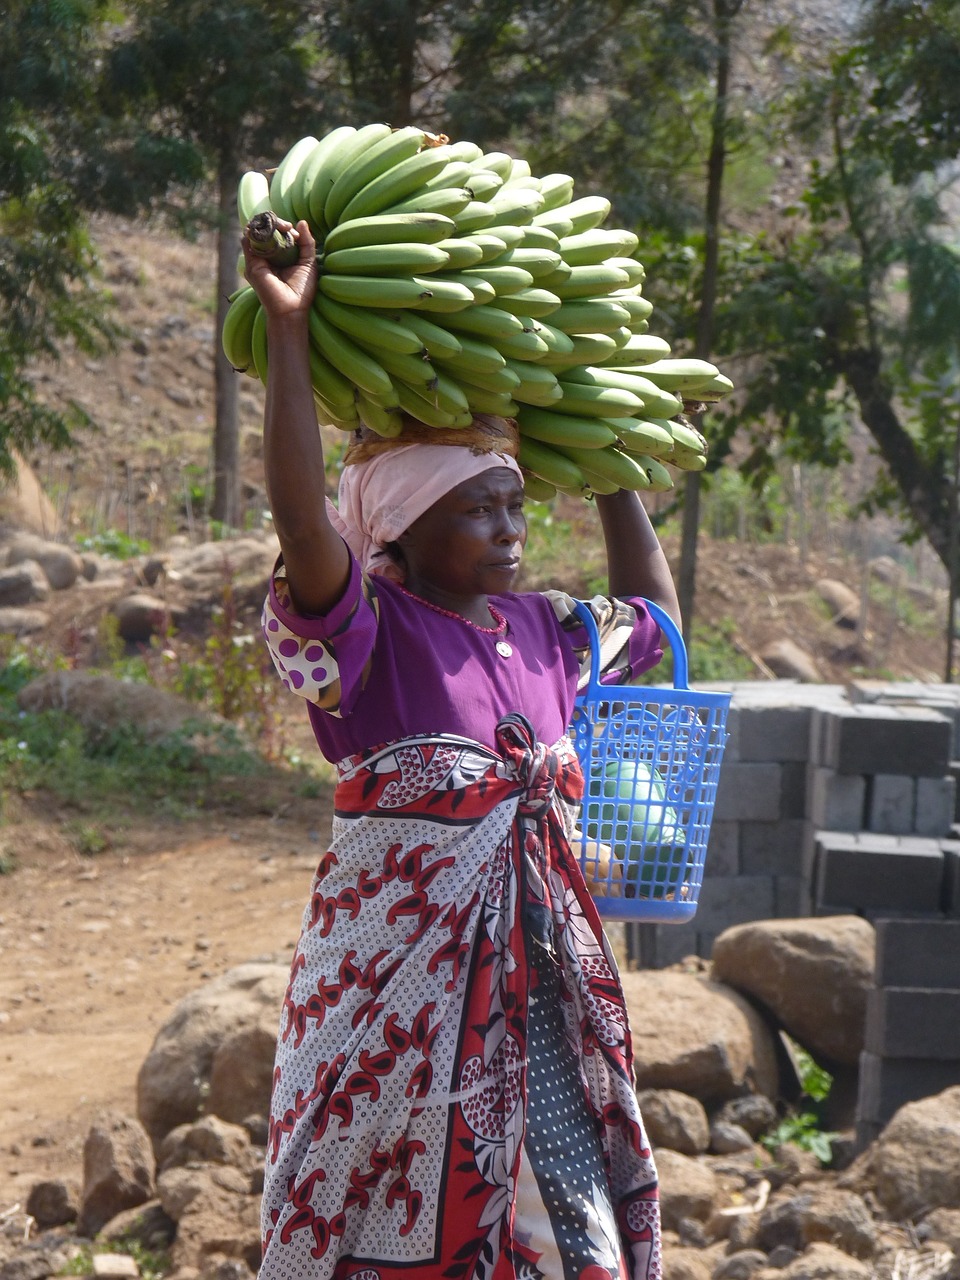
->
[677, 0, 739, 645]
[211, 159, 241, 530]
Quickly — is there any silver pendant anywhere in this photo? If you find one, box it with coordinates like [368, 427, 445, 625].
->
[496, 639, 513, 658]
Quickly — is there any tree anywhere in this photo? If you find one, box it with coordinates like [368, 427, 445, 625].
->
[104, 0, 320, 527]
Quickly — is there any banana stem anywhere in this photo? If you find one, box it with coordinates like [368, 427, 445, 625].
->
[245, 211, 300, 267]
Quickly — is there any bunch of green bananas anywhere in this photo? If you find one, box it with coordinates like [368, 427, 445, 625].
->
[221, 122, 735, 499]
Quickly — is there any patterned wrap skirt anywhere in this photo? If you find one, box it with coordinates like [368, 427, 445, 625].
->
[260, 715, 661, 1280]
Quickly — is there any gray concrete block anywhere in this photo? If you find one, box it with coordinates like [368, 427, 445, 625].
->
[740, 820, 808, 876]
[808, 767, 866, 830]
[916, 776, 956, 837]
[779, 761, 808, 819]
[774, 875, 807, 917]
[705, 820, 740, 877]
[628, 922, 700, 970]
[857, 1051, 960, 1125]
[865, 987, 960, 1058]
[874, 919, 960, 988]
[820, 705, 952, 778]
[694, 874, 775, 932]
[868, 775, 915, 835]
[713, 762, 782, 823]
[945, 842, 960, 918]
[738, 705, 813, 763]
[815, 834, 944, 915]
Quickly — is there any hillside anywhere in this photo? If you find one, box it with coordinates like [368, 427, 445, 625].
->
[22, 214, 950, 687]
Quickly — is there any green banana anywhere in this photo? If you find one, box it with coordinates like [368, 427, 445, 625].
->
[535, 331, 620, 368]
[458, 263, 535, 295]
[420, 160, 475, 191]
[322, 211, 455, 254]
[681, 372, 735, 401]
[307, 341, 359, 411]
[488, 287, 562, 319]
[314, 390, 359, 432]
[399, 311, 463, 359]
[625, 357, 721, 391]
[307, 126, 388, 233]
[533, 259, 573, 289]
[307, 306, 394, 400]
[466, 232, 510, 262]
[485, 186, 545, 226]
[395, 380, 473, 429]
[506, 157, 532, 180]
[434, 357, 520, 395]
[670, 440, 708, 471]
[356, 390, 404, 437]
[516, 406, 617, 449]
[435, 304, 525, 342]
[608, 292, 655, 327]
[367, 346, 437, 386]
[553, 442, 650, 491]
[429, 272, 495, 306]
[319, 273, 437, 310]
[549, 299, 633, 334]
[603, 255, 646, 288]
[632, 454, 675, 492]
[601, 333, 672, 366]
[221, 286, 261, 372]
[464, 169, 504, 201]
[428, 371, 472, 416]
[300, 126, 360, 235]
[551, 194, 612, 235]
[519, 223, 562, 251]
[496, 327, 550, 360]
[453, 200, 497, 232]
[563, 364, 684, 418]
[475, 224, 525, 250]
[435, 238, 485, 270]
[576, 465, 620, 495]
[558, 228, 640, 265]
[444, 377, 517, 417]
[537, 173, 576, 212]
[555, 381, 645, 418]
[486, 246, 562, 279]
[517, 436, 588, 491]
[380, 186, 473, 219]
[504, 359, 562, 406]
[407, 276, 482, 312]
[669, 418, 708, 453]
[324, 125, 424, 228]
[237, 171, 271, 226]
[251, 303, 269, 384]
[314, 295, 425, 356]
[338, 139, 455, 223]
[549, 264, 632, 299]
[521, 473, 558, 501]
[446, 140, 485, 164]
[528, 209, 575, 238]
[322, 242, 451, 276]
[269, 135, 319, 223]
[606, 416, 675, 457]
[523, 318, 574, 356]
[475, 151, 514, 180]
[431, 333, 505, 375]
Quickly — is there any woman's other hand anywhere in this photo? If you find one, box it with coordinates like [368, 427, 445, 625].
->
[242, 218, 318, 323]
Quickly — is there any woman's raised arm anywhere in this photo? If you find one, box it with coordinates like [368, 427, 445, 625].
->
[242, 220, 351, 617]
[593, 488, 681, 628]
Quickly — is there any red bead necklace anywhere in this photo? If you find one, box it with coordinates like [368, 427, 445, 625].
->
[398, 585, 513, 656]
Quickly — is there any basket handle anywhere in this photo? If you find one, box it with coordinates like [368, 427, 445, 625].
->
[574, 597, 689, 692]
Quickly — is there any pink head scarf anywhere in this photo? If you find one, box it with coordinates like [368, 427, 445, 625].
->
[325, 443, 524, 581]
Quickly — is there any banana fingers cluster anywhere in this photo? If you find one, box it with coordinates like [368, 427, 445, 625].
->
[222, 123, 736, 498]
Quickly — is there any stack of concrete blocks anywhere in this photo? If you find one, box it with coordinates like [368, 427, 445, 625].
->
[627, 680, 960, 967]
[857, 919, 960, 1147]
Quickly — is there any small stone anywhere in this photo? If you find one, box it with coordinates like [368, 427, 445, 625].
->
[91, 1255, 140, 1278]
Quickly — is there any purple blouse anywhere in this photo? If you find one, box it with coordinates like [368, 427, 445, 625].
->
[262, 553, 663, 763]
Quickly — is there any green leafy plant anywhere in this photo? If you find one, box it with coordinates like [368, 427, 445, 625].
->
[77, 529, 151, 560]
[760, 1038, 840, 1165]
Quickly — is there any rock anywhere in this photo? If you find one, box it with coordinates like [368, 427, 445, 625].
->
[0, 606, 49, 635]
[137, 962, 287, 1149]
[623, 969, 780, 1103]
[856, 1086, 960, 1219]
[158, 1116, 254, 1175]
[637, 1089, 710, 1155]
[110, 593, 180, 643]
[710, 1122, 756, 1155]
[90, 1255, 138, 1278]
[207, 1025, 278, 1126]
[17, 671, 223, 744]
[5, 533, 83, 590]
[0, 562, 49, 606]
[24, 1178, 80, 1227]
[756, 1189, 875, 1257]
[96, 1200, 176, 1251]
[758, 639, 821, 682]
[0, 1247, 72, 1280]
[654, 1148, 721, 1232]
[660, 1244, 713, 1280]
[78, 1112, 155, 1238]
[713, 1249, 769, 1280]
[716, 1096, 779, 1140]
[157, 1164, 250, 1223]
[815, 579, 860, 627]
[710, 917, 875, 1066]
[170, 1181, 261, 1275]
[920, 1207, 960, 1251]
[0, 452, 57, 535]
[779, 1241, 869, 1280]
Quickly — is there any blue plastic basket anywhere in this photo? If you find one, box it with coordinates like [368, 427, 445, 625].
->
[569, 599, 731, 923]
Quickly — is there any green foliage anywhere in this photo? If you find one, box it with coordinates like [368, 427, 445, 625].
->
[760, 1037, 839, 1166]
[77, 529, 152, 560]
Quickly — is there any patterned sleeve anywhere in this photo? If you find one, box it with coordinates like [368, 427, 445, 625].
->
[544, 589, 664, 691]
[260, 553, 380, 717]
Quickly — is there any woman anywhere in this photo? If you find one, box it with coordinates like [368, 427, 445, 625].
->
[245, 218, 679, 1280]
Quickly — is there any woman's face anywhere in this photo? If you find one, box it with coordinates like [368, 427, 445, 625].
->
[398, 466, 527, 603]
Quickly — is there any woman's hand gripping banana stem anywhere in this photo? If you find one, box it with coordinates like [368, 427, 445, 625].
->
[594, 489, 681, 629]
[242, 218, 351, 617]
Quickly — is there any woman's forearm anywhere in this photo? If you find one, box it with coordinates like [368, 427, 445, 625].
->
[594, 489, 681, 626]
